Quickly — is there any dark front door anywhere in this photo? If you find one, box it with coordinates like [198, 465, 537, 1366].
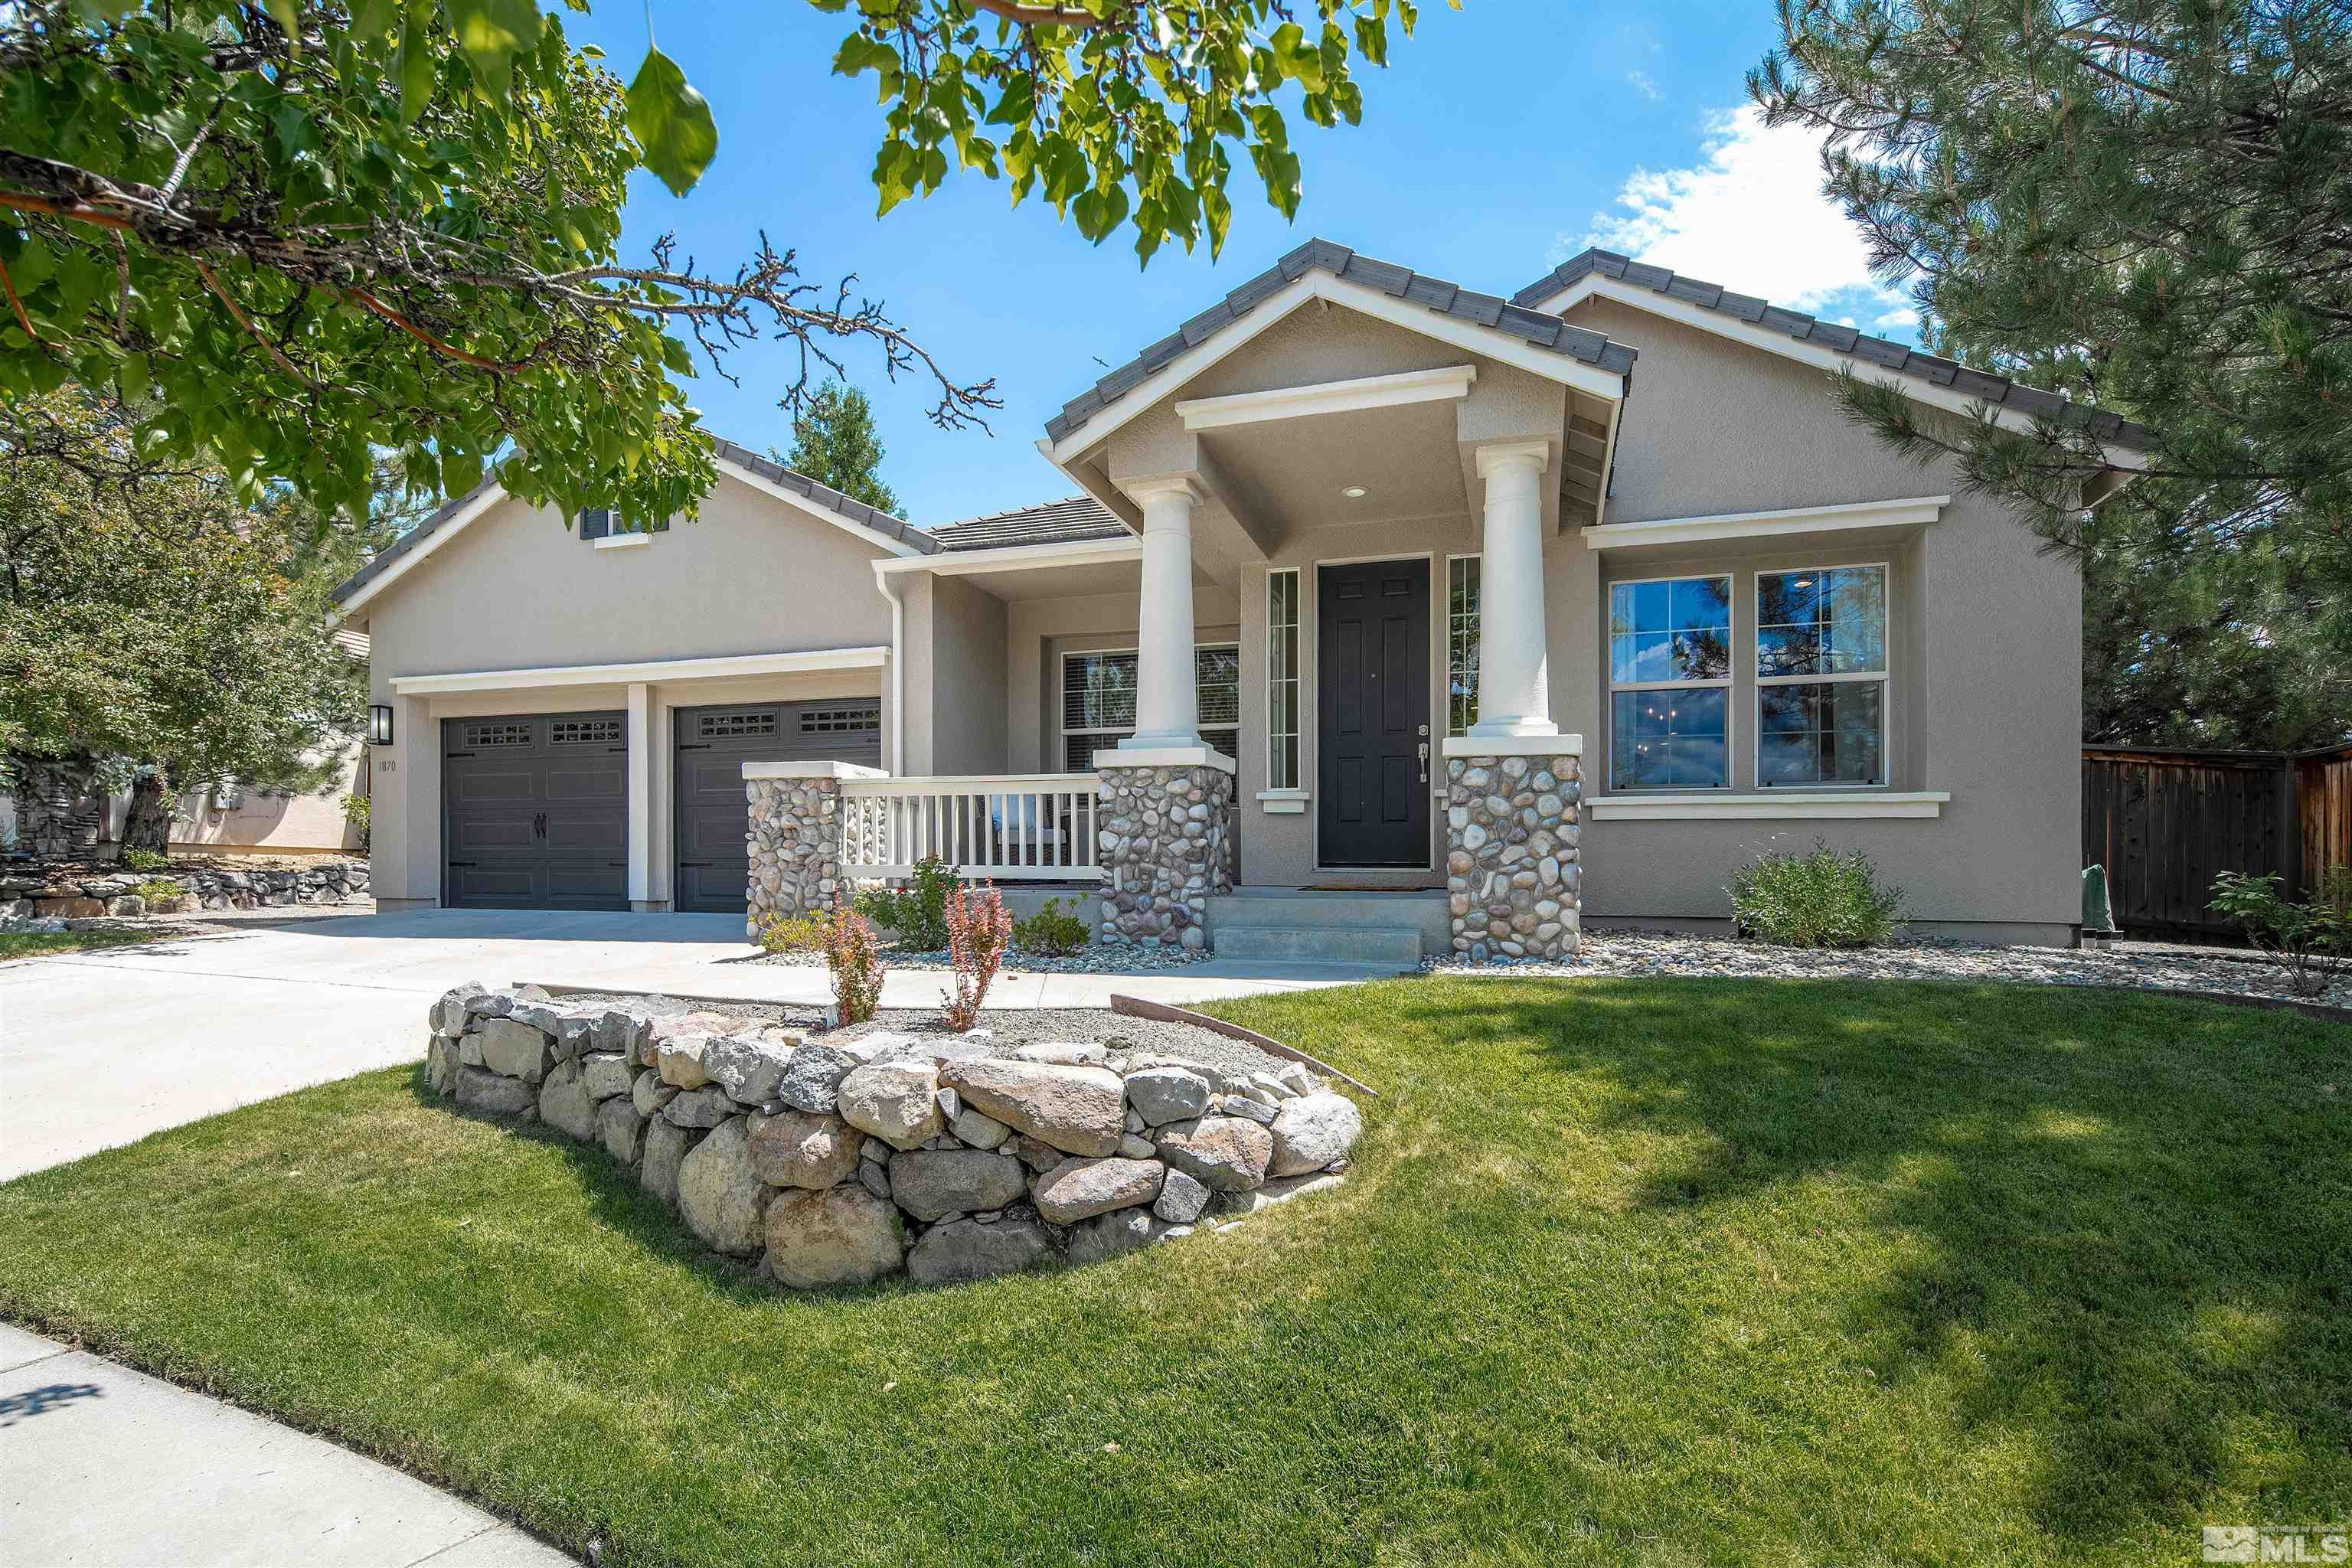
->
[443, 713, 629, 910]
[674, 700, 883, 913]
[1317, 558, 1432, 867]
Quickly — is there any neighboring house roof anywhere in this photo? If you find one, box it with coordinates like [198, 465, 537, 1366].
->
[1044, 237, 1641, 446]
[328, 436, 937, 609]
[929, 495, 1130, 552]
[1514, 249, 2158, 452]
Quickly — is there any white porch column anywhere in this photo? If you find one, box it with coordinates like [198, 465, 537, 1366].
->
[1119, 475, 1207, 750]
[1468, 439, 1559, 739]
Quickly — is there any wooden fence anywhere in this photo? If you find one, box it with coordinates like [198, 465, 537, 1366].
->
[2082, 744, 2352, 935]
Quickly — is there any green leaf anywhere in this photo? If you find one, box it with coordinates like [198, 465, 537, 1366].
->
[626, 45, 719, 197]
[398, 13, 436, 122]
[449, 0, 541, 100]
[350, 0, 400, 43]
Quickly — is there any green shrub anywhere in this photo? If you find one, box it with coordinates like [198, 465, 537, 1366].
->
[339, 792, 372, 851]
[755, 910, 829, 955]
[1012, 897, 1090, 957]
[2209, 867, 2352, 998]
[854, 854, 958, 950]
[119, 847, 170, 872]
[1729, 841, 1906, 949]
[135, 877, 188, 911]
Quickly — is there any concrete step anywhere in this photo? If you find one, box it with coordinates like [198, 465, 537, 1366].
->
[1209, 889, 1450, 959]
[1213, 923, 1426, 967]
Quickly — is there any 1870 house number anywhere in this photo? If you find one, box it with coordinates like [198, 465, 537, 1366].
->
[378, 760, 397, 773]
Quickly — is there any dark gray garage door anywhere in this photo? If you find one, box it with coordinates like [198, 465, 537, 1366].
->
[674, 700, 882, 914]
[443, 713, 629, 910]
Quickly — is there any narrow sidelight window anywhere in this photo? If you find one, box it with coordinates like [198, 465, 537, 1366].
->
[1266, 570, 1300, 788]
[1609, 574, 1732, 789]
[1447, 556, 1481, 737]
[1756, 564, 1888, 786]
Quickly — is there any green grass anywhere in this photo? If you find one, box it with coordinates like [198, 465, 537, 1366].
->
[0, 927, 172, 961]
[1, 978, 2347, 1566]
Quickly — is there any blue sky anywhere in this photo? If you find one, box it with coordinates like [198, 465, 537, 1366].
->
[560, 1, 1919, 526]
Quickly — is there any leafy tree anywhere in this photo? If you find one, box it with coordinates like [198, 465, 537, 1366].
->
[780, 381, 900, 514]
[0, 0, 1439, 529]
[0, 393, 371, 851]
[1752, 0, 2352, 747]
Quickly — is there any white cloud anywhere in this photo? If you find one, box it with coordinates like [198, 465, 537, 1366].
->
[1567, 105, 1911, 322]
[1625, 69, 1660, 101]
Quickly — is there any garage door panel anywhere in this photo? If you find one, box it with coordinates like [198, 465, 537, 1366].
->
[544, 761, 626, 802]
[445, 711, 628, 911]
[449, 813, 539, 855]
[446, 764, 541, 806]
[543, 810, 626, 851]
[674, 701, 879, 914]
[449, 865, 537, 906]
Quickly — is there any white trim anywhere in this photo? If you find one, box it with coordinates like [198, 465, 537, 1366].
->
[391, 645, 890, 696]
[1475, 437, 1551, 479]
[1441, 734, 1586, 760]
[1255, 787, 1310, 815]
[1118, 472, 1209, 506]
[874, 537, 1142, 577]
[1445, 553, 1481, 739]
[742, 760, 890, 782]
[1045, 271, 1628, 466]
[593, 531, 653, 551]
[1096, 746, 1236, 773]
[1588, 790, 1949, 820]
[1266, 567, 1302, 791]
[332, 485, 506, 614]
[1176, 364, 1477, 432]
[1534, 275, 2150, 472]
[1753, 562, 1892, 790]
[624, 684, 652, 903]
[1582, 495, 1949, 551]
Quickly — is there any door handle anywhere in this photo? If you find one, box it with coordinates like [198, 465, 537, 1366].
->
[1417, 740, 1430, 783]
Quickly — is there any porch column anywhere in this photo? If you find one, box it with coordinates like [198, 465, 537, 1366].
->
[1469, 439, 1558, 739]
[1119, 474, 1207, 751]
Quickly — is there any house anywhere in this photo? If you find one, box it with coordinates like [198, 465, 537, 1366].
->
[332, 240, 2150, 956]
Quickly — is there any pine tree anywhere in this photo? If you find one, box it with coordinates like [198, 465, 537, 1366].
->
[780, 382, 900, 517]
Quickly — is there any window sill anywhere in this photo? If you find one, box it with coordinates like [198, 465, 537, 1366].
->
[594, 532, 653, 550]
[1586, 790, 1950, 821]
[1256, 788, 1311, 815]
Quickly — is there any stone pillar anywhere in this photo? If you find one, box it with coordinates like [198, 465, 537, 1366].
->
[1094, 758, 1235, 950]
[11, 756, 104, 861]
[742, 762, 881, 938]
[1119, 475, 1207, 750]
[1442, 737, 1582, 962]
[1468, 439, 1559, 740]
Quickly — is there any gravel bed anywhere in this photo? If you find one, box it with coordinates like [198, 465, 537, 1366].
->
[741, 943, 1210, 975]
[1423, 929, 2351, 1008]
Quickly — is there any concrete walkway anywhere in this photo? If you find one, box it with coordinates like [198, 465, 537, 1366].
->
[0, 1322, 569, 1566]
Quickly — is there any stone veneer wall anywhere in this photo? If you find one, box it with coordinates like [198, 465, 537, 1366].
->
[8, 758, 106, 861]
[1444, 749, 1582, 962]
[0, 858, 371, 924]
[744, 775, 844, 937]
[1094, 763, 1236, 949]
[424, 985, 1362, 1290]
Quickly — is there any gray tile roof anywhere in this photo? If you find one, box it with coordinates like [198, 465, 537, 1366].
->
[1044, 238, 1640, 447]
[328, 436, 936, 606]
[929, 495, 1131, 552]
[1514, 249, 2158, 452]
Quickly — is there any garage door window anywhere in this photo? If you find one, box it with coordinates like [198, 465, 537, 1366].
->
[550, 717, 622, 745]
[801, 704, 880, 734]
[697, 710, 776, 739]
[462, 720, 532, 747]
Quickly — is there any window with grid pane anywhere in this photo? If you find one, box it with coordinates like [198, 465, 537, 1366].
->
[1756, 565, 1886, 786]
[1060, 647, 1240, 772]
[1266, 571, 1300, 788]
[1609, 575, 1732, 789]
[1448, 557, 1481, 737]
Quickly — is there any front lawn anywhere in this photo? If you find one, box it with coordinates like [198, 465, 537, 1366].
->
[1, 978, 2345, 1566]
[0, 927, 174, 962]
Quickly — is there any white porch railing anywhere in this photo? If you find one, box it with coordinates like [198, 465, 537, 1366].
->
[840, 775, 1102, 881]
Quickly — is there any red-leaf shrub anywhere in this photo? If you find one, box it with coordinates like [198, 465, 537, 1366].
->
[825, 890, 886, 1025]
[941, 881, 1012, 1031]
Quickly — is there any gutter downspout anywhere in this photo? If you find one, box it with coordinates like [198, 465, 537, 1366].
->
[873, 565, 909, 775]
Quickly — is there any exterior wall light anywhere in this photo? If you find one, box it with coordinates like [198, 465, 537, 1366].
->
[368, 704, 395, 746]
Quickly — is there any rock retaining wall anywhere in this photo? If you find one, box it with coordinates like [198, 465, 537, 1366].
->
[1095, 763, 1236, 949]
[426, 987, 1361, 1289]
[1444, 748, 1582, 962]
[0, 858, 370, 925]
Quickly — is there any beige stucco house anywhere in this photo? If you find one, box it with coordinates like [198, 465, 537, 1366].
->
[334, 240, 2148, 957]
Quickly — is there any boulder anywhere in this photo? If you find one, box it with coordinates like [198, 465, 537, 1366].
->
[1268, 1090, 1364, 1178]
[675, 1116, 769, 1256]
[537, 1058, 601, 1141]
[597, 1096, 648, 1165]
[462, 991, 515, 1022]
[1006, 1134, 1062, 1172]
[1118, 1134, 1158, 1159]
[1065, 1207, 1161, 1266]
[631, 1071, 677, 1119]
[641, 1118, 701, 1208]
[455, 1066, 535, 1117]
[949, 1106, 1011, 1150]
[1122, 1066, 1210, 1126]
[703, 1034, 795, 1106]
[579, 1052, 634, 1102]
[1013, 1041, 1106, 1065]
[939, 1059, 1124, 1157]
[765, 1187, 906, 1289]
[1031, 1157, 1165, 1225]
[1221, 1095, 1277, 1126]
[593, 1006, 654, 1062]
[887, 1149, 1027, 1221]
[1154, 1116, 1273, 1192]
[837, 1061, 944, 1151]
[746, 1110, 866, 1190]
[1153, 1167, 1210, 1224]
[473, 1018, 553, 1083]
[906, 1217, 1051, 1285]
[776, 1042, 859, 1114]
[425, 1034, 462, 1097]
[656, 1032, 714, 1089]
[661, 1086, 737, 1129]
[433, 984, 488, 1034]
[1214, 1171, 1345, 1217]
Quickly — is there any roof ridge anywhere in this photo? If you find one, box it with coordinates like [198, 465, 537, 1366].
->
[1512, 248, 2155, 451]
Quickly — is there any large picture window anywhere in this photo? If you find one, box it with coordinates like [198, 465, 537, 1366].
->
[1756, 564, 1887, 786]
[1609, 574, 1732, 789]
[1447, 556, 1481, 737]
[1060, 646, 1240, 772]
[1266, 571, 1300, 789]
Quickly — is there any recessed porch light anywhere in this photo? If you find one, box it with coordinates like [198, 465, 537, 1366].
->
[1340, 485, 1368, 498]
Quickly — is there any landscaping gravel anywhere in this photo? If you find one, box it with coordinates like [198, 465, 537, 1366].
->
[1425, 929, 2350, 1008]
[744, 943, 1210, 975]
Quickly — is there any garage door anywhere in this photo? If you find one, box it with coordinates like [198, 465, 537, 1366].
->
[443, 713, 629, 910]
[675, 700, 882, 914]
